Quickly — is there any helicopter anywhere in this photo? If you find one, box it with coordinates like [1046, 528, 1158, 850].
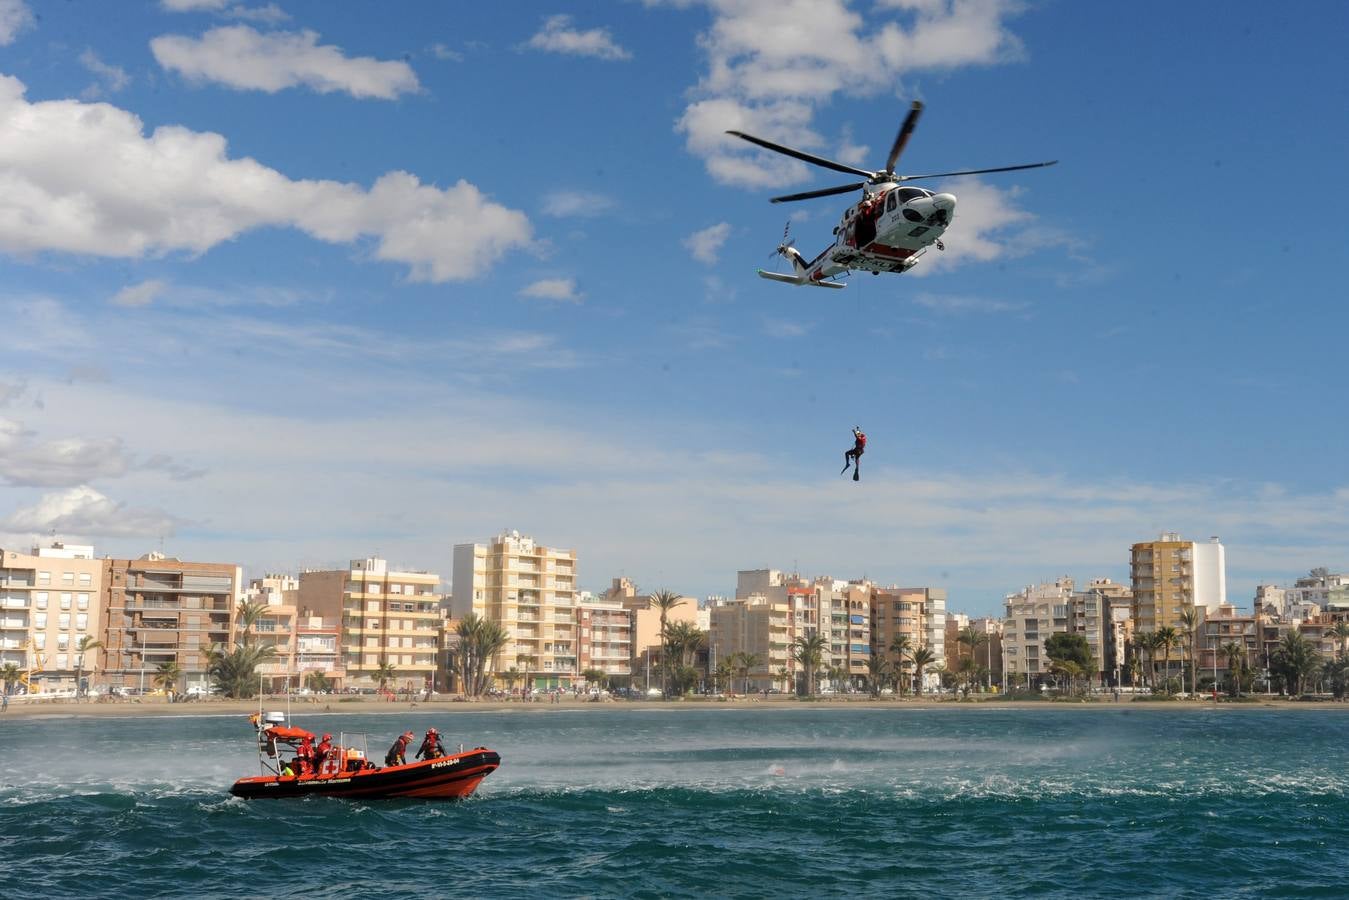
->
[726, 101, 1057, 288]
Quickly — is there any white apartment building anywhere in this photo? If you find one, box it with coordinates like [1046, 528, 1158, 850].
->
[451, 530, 579, 690]
[0, 543, 103, 694]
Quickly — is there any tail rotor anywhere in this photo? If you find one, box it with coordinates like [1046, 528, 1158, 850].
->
[770, 220, 795, 260]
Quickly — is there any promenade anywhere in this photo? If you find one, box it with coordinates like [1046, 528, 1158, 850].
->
[2, 693, 1340, 720]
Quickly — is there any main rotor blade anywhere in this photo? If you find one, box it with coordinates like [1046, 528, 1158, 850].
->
[770, 182, 866, 204]
[726, 130, 875, 179]
[898, 160, 1059, 181]
[883, 100, 924, 175]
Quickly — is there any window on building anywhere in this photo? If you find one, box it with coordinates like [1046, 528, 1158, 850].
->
[79, 573, 92, 587]
[57, 634, 69, 651]
[60, 593, 72, 610]
[35, 592, 48, 609]
[38, 571, 50, 585]
[77, 593, 89, 609]
[59, 613, 70, 629]
[35, 612, 47, 629]
[61, 573, 74, 586]
[76, 613, 88, 630]
[57, 653, 68, 668]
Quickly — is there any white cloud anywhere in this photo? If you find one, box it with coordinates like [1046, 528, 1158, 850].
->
[151, 25, 420, 100]
[680, 0, 1025, 190]
[683, 222, 732, 263]
[79, 49, 132, 99]
[0, 0, 33, 46]
[111, 279, 168, 308]
[160, 0, 290, 23]
[0, 74, 532, 281]
[0, 416, 133, 486]
[526, 14, 631, 60]
[1, 485, 182, 539]
[541, 189, 615, 218]
[520, 278, 583, 303]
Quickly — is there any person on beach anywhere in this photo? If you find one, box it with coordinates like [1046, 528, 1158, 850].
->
[415, 728, 447, 761]
[385, 730, 414, 766]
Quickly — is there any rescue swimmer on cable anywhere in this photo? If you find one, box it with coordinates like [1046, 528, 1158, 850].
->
[726, 101, 1057, 288]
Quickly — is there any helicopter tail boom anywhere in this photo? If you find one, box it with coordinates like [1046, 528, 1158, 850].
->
[756, 269, 846, 289]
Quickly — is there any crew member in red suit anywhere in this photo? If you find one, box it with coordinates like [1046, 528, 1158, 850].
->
[841, 426, 866, 481]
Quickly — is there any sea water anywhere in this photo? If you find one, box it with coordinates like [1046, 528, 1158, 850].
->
[2, 706, 1347, 897]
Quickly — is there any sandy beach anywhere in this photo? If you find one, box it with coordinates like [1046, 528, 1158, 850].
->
[2, 693, 1342, 720]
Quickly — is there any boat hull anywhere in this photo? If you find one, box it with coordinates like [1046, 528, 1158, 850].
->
[230, 749, 500, 800]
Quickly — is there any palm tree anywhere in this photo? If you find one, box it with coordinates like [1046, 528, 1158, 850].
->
[373, 657, 398, 693]
[2, 662, 20, 697]
[793, 631, 827, 697]
[1132, 632, 1155, 688]
[501, 667, 522, 697]
[234, 599, 267, 649]
[889, 634, 913, 696]
[73, 635, 102, 700]
[1156, 626, 1180, 694]
[958, 626, 990, 692]
[304, 670, 330, 694]
[732, 651, 761, 695]
[864, 655, 890, 698]
[1273, 629, 1321, 696]
[1329, 622, 1349, 659]
[1221, 640, 1245, 697]
[649, 590, 686, 695]
[910, 646, 936, 696]
[712, 661, 733, 694]
[207, 644, 274, 698]
[153, 660, 182, 696]
[1178, 607, 1202, 695]
[450, 614, 509, 698]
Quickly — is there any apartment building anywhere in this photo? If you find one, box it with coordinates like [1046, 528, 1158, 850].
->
[0, 543, 105, 694]
[451, 531, 579, 690]
[299, 556, 440, 691]
[942, 614, 1002, 683]
[708, 594, 792, 691]
[103, 553, 243, 692]
[873, 585, 929, 682]
[1002, 577, 1073, 686]
[1197, 605, 1259, 674]
[601, 576, 698, 672]
[577, 594, 632, 680]
[1131, 533, 1226, 633]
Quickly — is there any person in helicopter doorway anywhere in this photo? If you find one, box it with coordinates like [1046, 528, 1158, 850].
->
[385, 730, 414, 767]
[415, 727, 447, 761]
[841, 426, 866, 481]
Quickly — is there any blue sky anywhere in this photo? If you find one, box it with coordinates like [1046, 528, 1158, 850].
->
[1, 0, 1347, 617]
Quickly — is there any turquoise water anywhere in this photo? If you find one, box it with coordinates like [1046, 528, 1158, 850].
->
[2, 706, 1347, 897]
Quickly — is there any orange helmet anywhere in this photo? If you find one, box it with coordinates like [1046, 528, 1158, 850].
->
[427, 728, 438, 736]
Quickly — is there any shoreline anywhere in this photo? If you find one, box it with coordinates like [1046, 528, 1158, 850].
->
[3, 694, 1346, 720]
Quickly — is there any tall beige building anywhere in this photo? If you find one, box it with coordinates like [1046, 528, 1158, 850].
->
[299, 556, 440, 691]
[1, 543, 105, 694]
[1002, 577, 1074, 686]
[451, 531, 579, 690]
[1131, 533, 1226, 633]
[709, 594, 792, 691]
[577, 593, 632, 680]
[103, 553, 243, 693]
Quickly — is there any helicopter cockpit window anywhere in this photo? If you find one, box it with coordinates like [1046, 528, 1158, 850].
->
[896, 187, 926, 203]
[886, 192, 898, 212]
